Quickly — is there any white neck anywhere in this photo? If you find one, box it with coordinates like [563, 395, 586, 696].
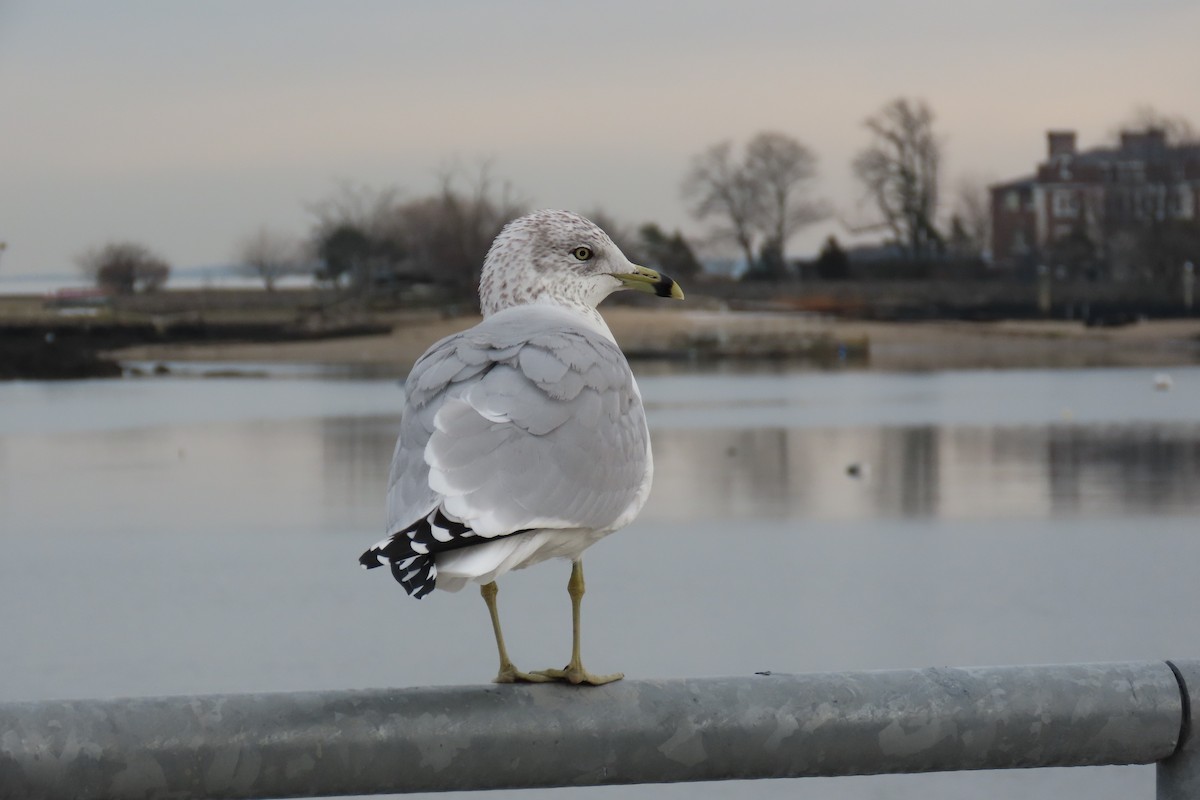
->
[489, 298, 617, 344]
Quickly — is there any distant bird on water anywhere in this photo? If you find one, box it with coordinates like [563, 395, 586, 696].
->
[360, 210, 684, 685]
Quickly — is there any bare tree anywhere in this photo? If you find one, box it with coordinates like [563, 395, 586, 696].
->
[419, 159, 527, 286]
[308, 181, 406, 238]
[238, 227, 303, 291]
[683, 133, 826, 278]
[744, 131, 827, 271]
[77, 242, 170, 295]
[306, 164, 527, 299]
[306, 182, 408, 290]
[950, 174, 994, 257]
[853, 98, 944, 260]
[682, 141, 763, 273]
[1110, 106, 1199, 145]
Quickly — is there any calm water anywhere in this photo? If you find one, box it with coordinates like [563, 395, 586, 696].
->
[2, 366, 1199, 799]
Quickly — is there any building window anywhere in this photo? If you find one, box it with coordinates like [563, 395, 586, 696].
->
[1171, 188, 1195, 220]
[1140, 190, 1165, 220]
[1117, 162, 1145, 182]
[1006, 191, 1020, 211]
[1052, 190, 1079, 218]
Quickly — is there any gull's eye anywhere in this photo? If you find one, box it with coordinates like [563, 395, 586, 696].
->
[571, 246, 593, 261]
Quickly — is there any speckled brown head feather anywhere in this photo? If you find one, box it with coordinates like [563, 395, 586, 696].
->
[478, 210, 630, 319]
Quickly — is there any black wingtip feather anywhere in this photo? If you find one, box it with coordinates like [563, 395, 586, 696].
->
[360, 508, 506, 600]
[359, 538, 436, 599]
[391, 557, 437, 599]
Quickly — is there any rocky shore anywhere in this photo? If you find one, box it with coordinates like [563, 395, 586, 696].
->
[0, 317, 391, 380]
[0, 331, 123, 380]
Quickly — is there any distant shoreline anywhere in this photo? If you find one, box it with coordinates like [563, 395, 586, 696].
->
[4, 285, 1199, 379]
[106, 308, 1200, 376]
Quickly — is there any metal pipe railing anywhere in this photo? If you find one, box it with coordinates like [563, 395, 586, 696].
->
[0, 660, 1194, 800]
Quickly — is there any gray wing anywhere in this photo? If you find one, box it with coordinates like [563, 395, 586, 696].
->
[386, 309, 649, 539]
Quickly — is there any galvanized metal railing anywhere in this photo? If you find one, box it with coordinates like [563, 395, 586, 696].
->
[1, 660, 1197, 799]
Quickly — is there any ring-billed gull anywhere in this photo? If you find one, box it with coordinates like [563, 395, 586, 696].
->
[360, 210, 683, 685]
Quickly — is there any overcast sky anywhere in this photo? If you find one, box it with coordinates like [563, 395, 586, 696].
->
[1, 0, 1197, 276]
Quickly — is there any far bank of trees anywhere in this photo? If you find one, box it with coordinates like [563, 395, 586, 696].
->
[71, 99, 1197, 298]
[305, 167, 524, 295]
[297, 166, 702, 301]
[71, 175, 705, 304]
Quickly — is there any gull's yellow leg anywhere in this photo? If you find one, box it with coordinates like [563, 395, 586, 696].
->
[481, 581, 550, 684]
[534, 560, 623, 686]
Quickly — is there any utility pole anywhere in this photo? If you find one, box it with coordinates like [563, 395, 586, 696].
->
[1184, 261, 1195, 313]
[1037, 264, 1052, 316]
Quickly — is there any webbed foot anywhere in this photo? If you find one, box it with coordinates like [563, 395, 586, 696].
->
[532, 665, 624, 686]
[494, 663, 555, 684]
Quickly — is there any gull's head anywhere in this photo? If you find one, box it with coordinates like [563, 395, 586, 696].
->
[479, 210, 684, 318]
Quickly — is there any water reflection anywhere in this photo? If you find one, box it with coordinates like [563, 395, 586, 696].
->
[647, 423, 1200, 522]
[4, 391, 1196, 538]
[1046, 425, 1200, 515]
[319, 416, 399, 528]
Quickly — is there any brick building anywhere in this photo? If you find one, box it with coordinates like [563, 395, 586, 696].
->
[991, 129, 1200, 273]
